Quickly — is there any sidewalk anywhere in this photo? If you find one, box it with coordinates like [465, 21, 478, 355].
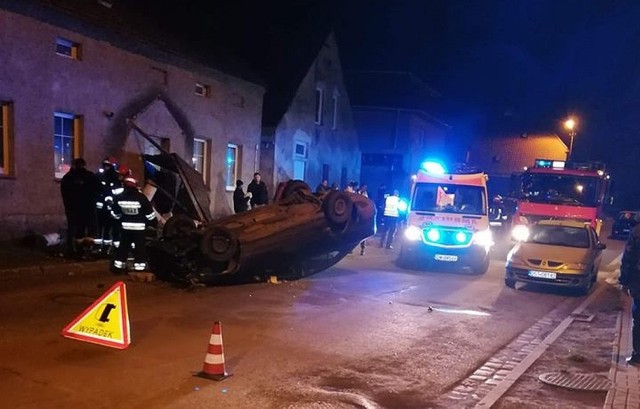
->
[605, 292, 640, 408]
[0, 243, 110, 282]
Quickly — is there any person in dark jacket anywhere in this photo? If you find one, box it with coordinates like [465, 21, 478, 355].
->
[620, 214, 640, 365]
[247, 172, 268, 208]
[60, 158, 101, 258]
[233, 180, 250, 213]
[316, 179, 330, 194]
[109, 177, 156, 274]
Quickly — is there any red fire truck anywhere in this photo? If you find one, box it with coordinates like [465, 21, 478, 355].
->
[513, 159, 610, 235]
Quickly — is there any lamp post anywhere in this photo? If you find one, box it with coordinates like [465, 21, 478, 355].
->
[564, 117, 577, 160]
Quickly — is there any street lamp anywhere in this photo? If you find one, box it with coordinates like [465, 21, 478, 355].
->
[564, 117, 577, 160]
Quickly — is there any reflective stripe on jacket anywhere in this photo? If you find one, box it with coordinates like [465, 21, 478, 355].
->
[383, 195, 400, 218]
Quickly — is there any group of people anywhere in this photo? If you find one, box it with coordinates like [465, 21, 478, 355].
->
[60, 156, 155, 274]
[233, 172, 269, 213]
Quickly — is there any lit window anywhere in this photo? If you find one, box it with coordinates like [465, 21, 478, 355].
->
[331, 95, 338, 129]
[193, 138, 210, 184]
[225, 144, 239, 190]
[195, 82, 210, 97]
[54, 112, 83, 179]
[0, 101, 14, 176]
[56, 37, 81, 60]
[293, 141, 308, 180]
[315, 88, 323, 125]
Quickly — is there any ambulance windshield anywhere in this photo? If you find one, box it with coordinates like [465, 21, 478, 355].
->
[412, 183, 486, 215]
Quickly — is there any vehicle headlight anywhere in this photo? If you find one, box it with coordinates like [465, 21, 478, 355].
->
[563, 262, 588, 270]
[472, 228, 493, 248]
[511, 225, 530, 242]
[455, 231, 469, 244]
[426, 228, 441, 242]
[404, 225, 422, 241]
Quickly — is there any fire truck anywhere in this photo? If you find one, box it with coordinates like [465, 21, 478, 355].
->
[512, 159, 610, 235]
[398, 161, 494, 274]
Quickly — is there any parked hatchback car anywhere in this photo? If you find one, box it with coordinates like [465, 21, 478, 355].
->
[505, 220, 605, 294]
[611, 210, 638, 240]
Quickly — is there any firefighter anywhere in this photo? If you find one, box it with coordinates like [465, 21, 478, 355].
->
[95, 156, 120, 254]
[379, 189, 400, 249]
[109, 176, 156, 274]
[109, 165, 132, 249]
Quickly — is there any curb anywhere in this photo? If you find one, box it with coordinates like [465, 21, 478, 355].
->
[0, 259, 110, 282]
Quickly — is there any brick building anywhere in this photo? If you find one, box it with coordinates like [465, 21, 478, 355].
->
[0, 1, 265, 239]
[467, 133, 569, 196]
[260, 33, 360, 193]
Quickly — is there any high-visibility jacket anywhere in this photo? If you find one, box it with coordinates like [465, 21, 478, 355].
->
[383, 195, 400, 218]
[110, 188, 156, 231]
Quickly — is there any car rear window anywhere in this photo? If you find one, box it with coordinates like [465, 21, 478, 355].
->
[529, 225, 590, 248]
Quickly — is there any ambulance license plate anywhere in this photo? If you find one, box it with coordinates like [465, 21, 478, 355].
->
[435, 254, 458, 262]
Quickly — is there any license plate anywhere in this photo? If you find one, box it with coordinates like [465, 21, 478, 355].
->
[528, 270, 557, 279]
[435, 254, 458, 262]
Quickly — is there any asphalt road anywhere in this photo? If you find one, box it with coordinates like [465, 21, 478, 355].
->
[0, 229, 626, 409]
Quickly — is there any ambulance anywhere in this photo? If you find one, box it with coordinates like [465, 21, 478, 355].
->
[398, 161, 494, 274]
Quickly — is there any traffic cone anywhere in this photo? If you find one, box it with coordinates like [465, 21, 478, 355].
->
[196, 321, 231, 381]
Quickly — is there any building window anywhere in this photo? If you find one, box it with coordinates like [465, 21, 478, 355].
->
[331, 95, 338, 130]
[192, 138, 210, 184]
[314, 88, 323, 125]
[293, 141, 308, 181]
[195, 82, 210, 97]
[225, 143, 239, 190]
[54, 112, 83, 179]
[56, 37, 81, 60]
[0, 101, 14, 176]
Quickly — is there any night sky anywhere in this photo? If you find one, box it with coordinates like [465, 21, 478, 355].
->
[125, 0, 640, 206]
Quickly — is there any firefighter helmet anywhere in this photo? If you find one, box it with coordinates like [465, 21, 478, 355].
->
[117, 165, 132, 177]
[123, 177, 138, 188]
[102, 156, 118, 167]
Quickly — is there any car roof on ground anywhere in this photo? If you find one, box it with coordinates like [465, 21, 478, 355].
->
[536, 219, 590, 228]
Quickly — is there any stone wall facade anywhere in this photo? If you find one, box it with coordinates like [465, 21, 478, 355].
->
[260, 33, 360, 196]
[0, 6, 264, 239]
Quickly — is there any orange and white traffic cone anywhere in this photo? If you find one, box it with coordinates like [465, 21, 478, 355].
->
[196, 321, 231, 381]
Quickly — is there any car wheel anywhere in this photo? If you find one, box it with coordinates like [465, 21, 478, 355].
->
[505, 278, 516, 289]
[163, 214, 197, 238]
[323, 191, 353, 225]
[281, 180, 312, 200]
[579, 269, 596, 295]
[200, 226, 239, 262]
[471, 257, 490, 275]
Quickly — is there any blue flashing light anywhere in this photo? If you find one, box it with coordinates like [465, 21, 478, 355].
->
[398, 199, 408, 213]
[421, 161, 446, 175]
[426, 228, 440, 242]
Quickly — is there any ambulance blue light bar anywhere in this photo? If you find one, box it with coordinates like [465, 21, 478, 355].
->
[421, 161, 446, 175]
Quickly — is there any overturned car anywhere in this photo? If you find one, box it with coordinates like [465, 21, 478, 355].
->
[135, 129, 376, 285]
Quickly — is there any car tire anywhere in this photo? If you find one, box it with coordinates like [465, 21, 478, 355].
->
[471, 256, 490, 275]
[505, 278, 516, 289]
[200, 226, 239, 262]
[322, 191, 353, 225]
[580, 269, 598, 295]
[163, 214, 197, 238]
[281, 180, 312, 200]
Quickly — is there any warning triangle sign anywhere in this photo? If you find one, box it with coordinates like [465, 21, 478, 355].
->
[61, 281, 131, 349]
